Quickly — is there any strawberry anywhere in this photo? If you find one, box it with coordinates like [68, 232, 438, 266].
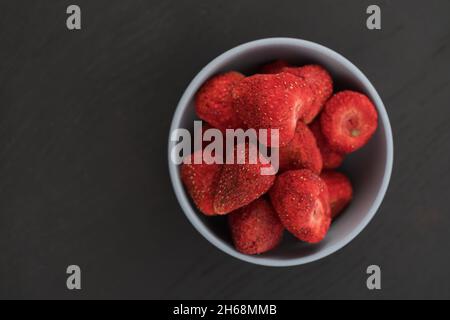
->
[278, 121, 323, 174]
[310, 120, 345, 169]
[321, 171, 353, 219]
[229, 198, 284, 255]
[269, 169, 331, 243]
[283, 65, 333, 124]
[214, 143, 276, 214]
[180, 150, 222, 216]
[195, 71, 245, 131]
[259, 60, 291, 74]
[321, 91, 378, 153]
[232, 72, 313, 147]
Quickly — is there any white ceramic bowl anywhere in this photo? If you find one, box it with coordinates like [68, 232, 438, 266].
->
[168, 38, 393, 267]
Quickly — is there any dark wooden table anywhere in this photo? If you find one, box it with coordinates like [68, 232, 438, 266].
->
[1, 0, 449, 299]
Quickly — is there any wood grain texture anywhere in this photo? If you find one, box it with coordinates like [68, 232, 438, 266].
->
[0, 0, 449, 299]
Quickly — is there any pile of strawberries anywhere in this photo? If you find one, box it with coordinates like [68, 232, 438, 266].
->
[181, 60, 378, 255]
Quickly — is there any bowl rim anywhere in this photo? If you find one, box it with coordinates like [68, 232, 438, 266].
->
[167, 37, 394, 267]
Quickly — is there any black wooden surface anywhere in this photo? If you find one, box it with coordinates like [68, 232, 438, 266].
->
[0, 0, 449, 299]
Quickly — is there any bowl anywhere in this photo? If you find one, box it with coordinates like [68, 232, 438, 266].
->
[168, 38, 393, 267]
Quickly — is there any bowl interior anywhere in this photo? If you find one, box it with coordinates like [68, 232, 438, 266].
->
[169, 39, 392, 266]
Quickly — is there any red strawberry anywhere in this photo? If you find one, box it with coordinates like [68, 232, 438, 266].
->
[283, 65, 333, 124]
[259, 60, 291, 74]
[195, 71, 245, 131]
[232, 72, 313, 147]
[181, 150, 222, 216]
[321, 171, 353, 219]
[269, 169, 331, 243]
[229, 198, 284, 255]
[278, 122, 323, 174]
[214, 143, 276, 214]
[310, 120, 345, 169]
[321, 91, 378, 153]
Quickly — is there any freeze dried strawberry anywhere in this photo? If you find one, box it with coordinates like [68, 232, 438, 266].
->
[310, 120, 345, 169]
[195, 71, 245, 131]
[229, 198, 284, 255]
[259, 60, 291, 74]
[181, 150, 222, 216]
[321, 171, 353, 219]
[232, 72, 313, 147]
[278, 122, 323, 174]
[269, 169, 331, 243]
[214, 143, 276, 214]
[283, 65, 333, 124]
[321, 91, 378, 153]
